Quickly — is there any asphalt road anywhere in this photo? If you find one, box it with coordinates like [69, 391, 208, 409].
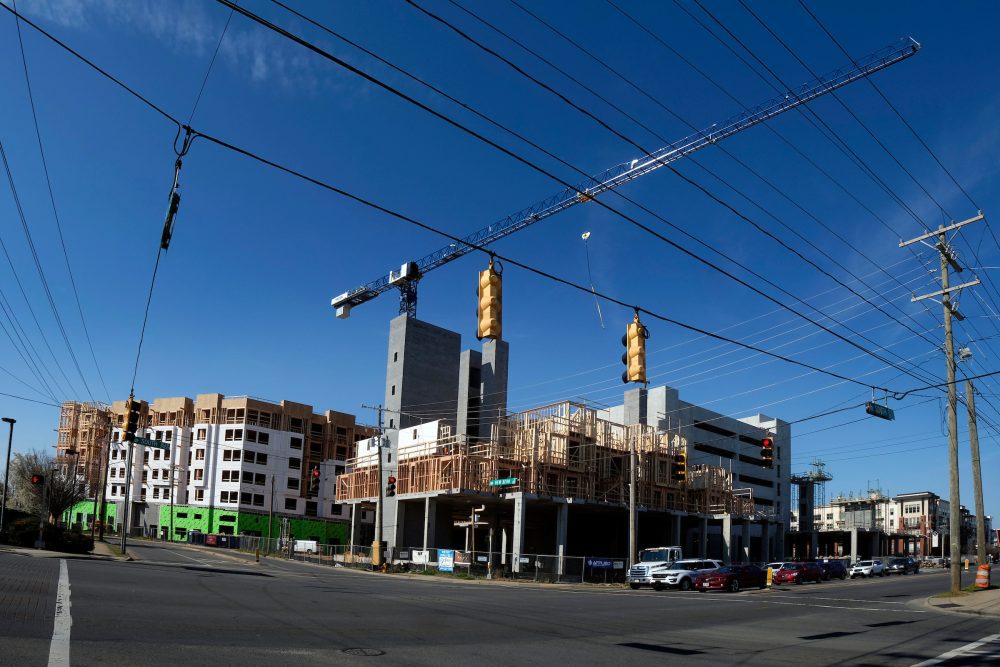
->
[2, 541, 996, 666]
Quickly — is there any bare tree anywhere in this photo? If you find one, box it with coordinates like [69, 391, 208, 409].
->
[9, 450, 88, 523]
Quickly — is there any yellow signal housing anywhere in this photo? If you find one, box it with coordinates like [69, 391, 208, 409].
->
[477, 261, 502, 340]
[671, 452, 687, 483]
[622, 314, 647, 383]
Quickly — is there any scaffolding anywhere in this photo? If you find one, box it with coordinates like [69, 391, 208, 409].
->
[57, 401, 112, 493]
[337, 401, 757, 517]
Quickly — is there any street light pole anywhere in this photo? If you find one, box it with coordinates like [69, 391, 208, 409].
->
[1, 417, 15, 534]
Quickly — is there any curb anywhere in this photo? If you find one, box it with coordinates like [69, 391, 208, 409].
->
[922, 594, 1000, 619]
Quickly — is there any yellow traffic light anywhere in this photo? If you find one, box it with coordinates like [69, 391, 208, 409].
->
[670, 453, 687, 483]
[477, 260, 502, 340]
[621, 314, 647, 383]
[124, 397, 141, 443]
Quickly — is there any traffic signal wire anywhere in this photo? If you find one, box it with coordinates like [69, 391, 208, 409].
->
[5, 0, 938, 396]
[397, 0, 948, 390]
[10, 0, 111, 403]
[468, 0, 945, 363]
[219, 1, 936, 392]
[190, 127, 888, 392]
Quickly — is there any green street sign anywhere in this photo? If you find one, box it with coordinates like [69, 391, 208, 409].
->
[134, 436, 170, 450]
[865, 402, 895, 421]
[489, 477, 518, 487]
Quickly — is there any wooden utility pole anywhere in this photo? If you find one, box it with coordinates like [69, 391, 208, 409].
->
[628, 432, 636, 567]
[901, 212, 983, 593]
[964, 381, 988, 564]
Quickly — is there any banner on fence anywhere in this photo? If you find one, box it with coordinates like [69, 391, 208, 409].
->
[438, 549, 455, 572]
[586, 558, 614, 569]
[412, 549, 429, 564]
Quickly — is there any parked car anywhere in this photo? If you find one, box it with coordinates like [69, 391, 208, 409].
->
[694, 564, 766, 592]
[886, 557, 920, 575]
[773, 562, 824, 585]
[849, 559, 885, 578]
[649, 559, 723, 591]
[818, 559, 848, 580]
[766, 562, 789, 572]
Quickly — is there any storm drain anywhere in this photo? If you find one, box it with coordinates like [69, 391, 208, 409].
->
[935, 603, 960, 608]
[342, 648, 386, 657]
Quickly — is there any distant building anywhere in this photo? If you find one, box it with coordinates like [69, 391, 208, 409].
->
[94, 393, 372, 541]
[56, 401, 113, 492]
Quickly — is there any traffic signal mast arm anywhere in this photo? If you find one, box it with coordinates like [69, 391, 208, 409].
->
[331, 39, 919, 318]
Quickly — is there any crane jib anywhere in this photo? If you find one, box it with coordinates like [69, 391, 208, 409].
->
[332, 38, 919, 316]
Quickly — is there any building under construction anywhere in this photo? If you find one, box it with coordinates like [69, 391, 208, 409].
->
[337, 398, 786, 567]
[56, 401, 113, 493]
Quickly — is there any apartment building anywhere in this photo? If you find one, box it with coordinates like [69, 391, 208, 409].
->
[104, 393, 368, 541]
[56, 401, 113, 492]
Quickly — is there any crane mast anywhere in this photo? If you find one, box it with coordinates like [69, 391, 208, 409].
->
[332, 38, 920, 319]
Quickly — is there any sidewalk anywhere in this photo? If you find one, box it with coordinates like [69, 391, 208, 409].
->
[925, 586, 1000, 618]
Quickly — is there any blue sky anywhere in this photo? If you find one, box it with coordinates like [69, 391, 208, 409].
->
[0, 0, 997, 521]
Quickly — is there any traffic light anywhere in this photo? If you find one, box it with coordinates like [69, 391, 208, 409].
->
[477, 259, 502, 340]
[30, 473, 45, 486]
[670, 453, 687, 483]
[621, 314, 648, 384]
[386, 475, 396, 497]
[124, 397, 141, 443]
[309, 465, 320, 494]
[761, 437, 774, 468]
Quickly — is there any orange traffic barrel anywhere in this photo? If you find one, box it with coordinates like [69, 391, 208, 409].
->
[975, 563, 991, 589]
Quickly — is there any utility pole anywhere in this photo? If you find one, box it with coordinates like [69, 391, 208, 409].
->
[120, 441, 134, 556]
[92, 417, 112, 541]
[361, 403, 386, 569]
[169, 463, 176, 542]
[266, 474, 274, 555]
[628, 432, 636, 567]
[1, 417, 15, 535]
[901, 212, 983, 593]
[964, 380, 988, 565]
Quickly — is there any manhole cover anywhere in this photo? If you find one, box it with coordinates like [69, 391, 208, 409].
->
[342, 648, 386, 657]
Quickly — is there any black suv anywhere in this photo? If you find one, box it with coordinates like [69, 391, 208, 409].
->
[818, 559, 848, 580]
[885, 557, 920, 575]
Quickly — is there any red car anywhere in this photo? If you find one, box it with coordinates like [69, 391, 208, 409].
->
[693, 565, 766, 592]
[772, 562, 824, 585]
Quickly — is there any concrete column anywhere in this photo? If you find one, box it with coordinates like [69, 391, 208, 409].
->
[775, 523, 785, 560]
[722, 515, 732, 563]
[742, 520, 751, 563]
[761, 520, 770, 563]
[810, 530, 819, 560]
[512, 493, 526, 573]
[850, 528, 858, 564]
[671, 513, 682, 546]
[422, 497, 436, 553]
[556, 502, 568, 576]
[349, 504, 356, 551]
[699, 517, 708, 557]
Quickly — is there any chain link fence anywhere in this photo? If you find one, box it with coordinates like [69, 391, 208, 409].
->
[397, 547, 628, 583]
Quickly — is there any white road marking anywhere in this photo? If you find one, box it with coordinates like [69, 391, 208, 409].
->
[48, 559, 72, 667]
[763, 594, 913, 605]
[911, 632, 1000, 666]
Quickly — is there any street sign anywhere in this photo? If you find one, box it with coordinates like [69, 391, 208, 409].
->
[865, 402, 895, 421]
[489, 477, 519, 487]
[133, 436, 169, 450]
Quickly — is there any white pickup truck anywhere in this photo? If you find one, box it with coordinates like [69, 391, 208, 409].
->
[626, 547, 683, 589]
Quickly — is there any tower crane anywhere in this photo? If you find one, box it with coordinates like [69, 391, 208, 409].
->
[332, 38, 920, 320]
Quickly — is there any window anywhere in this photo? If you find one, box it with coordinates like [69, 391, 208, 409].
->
[223, 451, 234, 462]
[257, 432, 269, 445]
[393, 352, 398, 362]
[225, 428, 244, 441]
[176, 512, 188, 519]
[289, 457, 301, 470]
[287, 478, 300, 490]
[143, 452, 149, 463]
[221, 470, 235, 482]
[285, 498, 297, 511]
[219, 515, 237, 523]
[305, 501, 318, 517]
[154, 450, 161, 460]
[258, 453, 267, 465]
[195, 449, 205, 461]
[163, 489, 170, 500]
[243, 471, 255, 484]
[195, 490, 204, 501]
[255, 473, 266, 486]
[164, 431, 172, 442]
[197, 428, 206, 440]
[152, 488, 160, 499]
[241, 492, 252, 505]
[289, 417, 303, 433]
[244, 450, 255, 463]
[194, 513, 202, 519]
[151, 470, 159, 480]
[252, 494, 264, 507]
[194, 469, 204, 481]
[290, 437, 302, 450]
[391, 385, 396, 396]
[246, 429, 257, 443]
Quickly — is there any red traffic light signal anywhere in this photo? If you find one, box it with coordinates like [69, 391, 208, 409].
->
[386, 475, 397, 497]
[312, 467, 321, 478]
[760, 437, 774, 468]
[31, 473, 45, 486]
